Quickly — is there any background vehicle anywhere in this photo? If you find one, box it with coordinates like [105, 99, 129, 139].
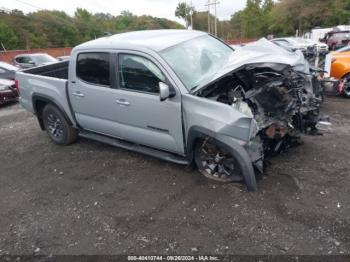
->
[320, 31, 350, 50]
[0, 61, 19, 80]
[56, 56, 70, 61]
[304, 38, 329, 54]
[324, 46, 350, 97]
[17, 30, 322, 191]
[271, 37, 311, 52]
[12, 53, 58, 69]
[271, 37, 328, 54]
[0, 79, 18, 105]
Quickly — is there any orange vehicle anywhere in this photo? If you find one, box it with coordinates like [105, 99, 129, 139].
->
[328, 46, 350, 97]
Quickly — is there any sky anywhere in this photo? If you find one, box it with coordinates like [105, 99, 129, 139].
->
[1, 0, 247, 23]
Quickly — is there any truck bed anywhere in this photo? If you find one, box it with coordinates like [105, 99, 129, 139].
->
[16, 60, 76, 125]
[23, 61, 69, 79]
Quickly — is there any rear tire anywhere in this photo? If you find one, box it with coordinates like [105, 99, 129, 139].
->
[42, 104, 78, 145]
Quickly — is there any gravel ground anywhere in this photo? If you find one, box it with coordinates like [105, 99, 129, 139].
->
[0, 96, 349, 256]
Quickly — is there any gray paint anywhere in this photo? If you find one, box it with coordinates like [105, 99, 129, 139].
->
[17, 30, 314, 190]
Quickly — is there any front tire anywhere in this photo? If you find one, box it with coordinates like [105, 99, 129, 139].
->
[42, 104, 78, 145]
[194, 139, 244, 183]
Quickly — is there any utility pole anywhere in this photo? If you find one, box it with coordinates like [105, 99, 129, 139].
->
[205, 0, 219, 36]
[190, 10, 193, 29]
[189, 0, 194, 30]
[206, 0, 211, 34]
[214, 0, 217, 37]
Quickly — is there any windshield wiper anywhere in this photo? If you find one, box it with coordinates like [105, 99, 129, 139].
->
[190, 85, 199, 93]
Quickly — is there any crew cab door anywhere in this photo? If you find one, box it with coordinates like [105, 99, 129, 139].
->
[68, 51, 184, 155]
[110, 51, 184, 154]
[68, 52, 124, 138]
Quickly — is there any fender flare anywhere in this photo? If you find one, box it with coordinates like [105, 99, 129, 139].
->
[341, 71, 350, 80]
[32, 93, 74, 129]
[187, 126, 257, 191]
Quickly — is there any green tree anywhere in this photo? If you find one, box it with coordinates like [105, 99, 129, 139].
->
[0, 7, 184, 50]
[115, 11, 136, 32]
[230, 0, 276, 38]
[175, 2, 194, 28]
[0, 22, 19, 50]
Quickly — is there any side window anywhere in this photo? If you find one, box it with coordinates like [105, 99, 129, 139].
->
[0, 68, 6, 73]
[17, 57, 33, 64]
[118, 54, 166, 94]
[15, 57, 24, 63]
[76, 53, 110, 86]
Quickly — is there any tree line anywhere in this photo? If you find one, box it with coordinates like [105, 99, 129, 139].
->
[230, 0, 350, 39]
[176, 0, 350, 39]
[2, 0, 350, 51]
[0, 8, 183, 50]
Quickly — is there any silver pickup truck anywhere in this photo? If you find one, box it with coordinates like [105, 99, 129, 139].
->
[17, 30, 322, 191]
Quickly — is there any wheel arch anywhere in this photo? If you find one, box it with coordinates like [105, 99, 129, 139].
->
[186, 126, 257, 191]
[32, 94, 73, 130]
[340, 71, 350, 80]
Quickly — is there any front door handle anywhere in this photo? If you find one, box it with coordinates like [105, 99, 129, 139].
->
[72, 91, 85, 98]
[116, 99, 130, 106]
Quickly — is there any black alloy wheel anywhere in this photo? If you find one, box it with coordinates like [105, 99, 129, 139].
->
[42, 104, 78, 145]
[194, 139, 243, 183]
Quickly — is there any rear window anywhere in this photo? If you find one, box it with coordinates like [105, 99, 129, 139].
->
[76, 53, 110, 86]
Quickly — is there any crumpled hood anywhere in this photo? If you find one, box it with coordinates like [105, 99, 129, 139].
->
[238, 38, 310, 73]
[196, 38, 310, 92]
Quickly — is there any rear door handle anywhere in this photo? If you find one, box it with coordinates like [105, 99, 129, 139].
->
[72, 91, 85, 98]
[116, 99, 130, 106]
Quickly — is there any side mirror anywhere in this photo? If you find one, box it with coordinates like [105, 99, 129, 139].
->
[159, 82, 170, 101]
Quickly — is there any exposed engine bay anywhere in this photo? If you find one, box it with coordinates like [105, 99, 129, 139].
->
[194, 63, 323, 172]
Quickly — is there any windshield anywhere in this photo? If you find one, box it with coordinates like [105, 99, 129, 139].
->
[337, 45, 350, 52]
[160, 35, 234, 91]
[32, 54, 57, 64]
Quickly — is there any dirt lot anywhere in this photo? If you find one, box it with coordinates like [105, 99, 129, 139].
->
[0, 96, 349, 256]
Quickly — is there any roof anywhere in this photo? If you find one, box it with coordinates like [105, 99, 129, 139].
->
[74, 30, 207, 52]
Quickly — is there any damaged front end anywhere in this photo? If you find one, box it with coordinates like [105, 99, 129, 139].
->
[194, 63, 322, 173]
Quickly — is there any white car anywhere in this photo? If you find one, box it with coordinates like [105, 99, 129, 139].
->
[272, 37, 328, 53]
[304, 39, 329, 53]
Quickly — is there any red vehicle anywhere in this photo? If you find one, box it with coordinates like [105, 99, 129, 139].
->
[0, 79, 19, 105]
[321, 31, 350, 50]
